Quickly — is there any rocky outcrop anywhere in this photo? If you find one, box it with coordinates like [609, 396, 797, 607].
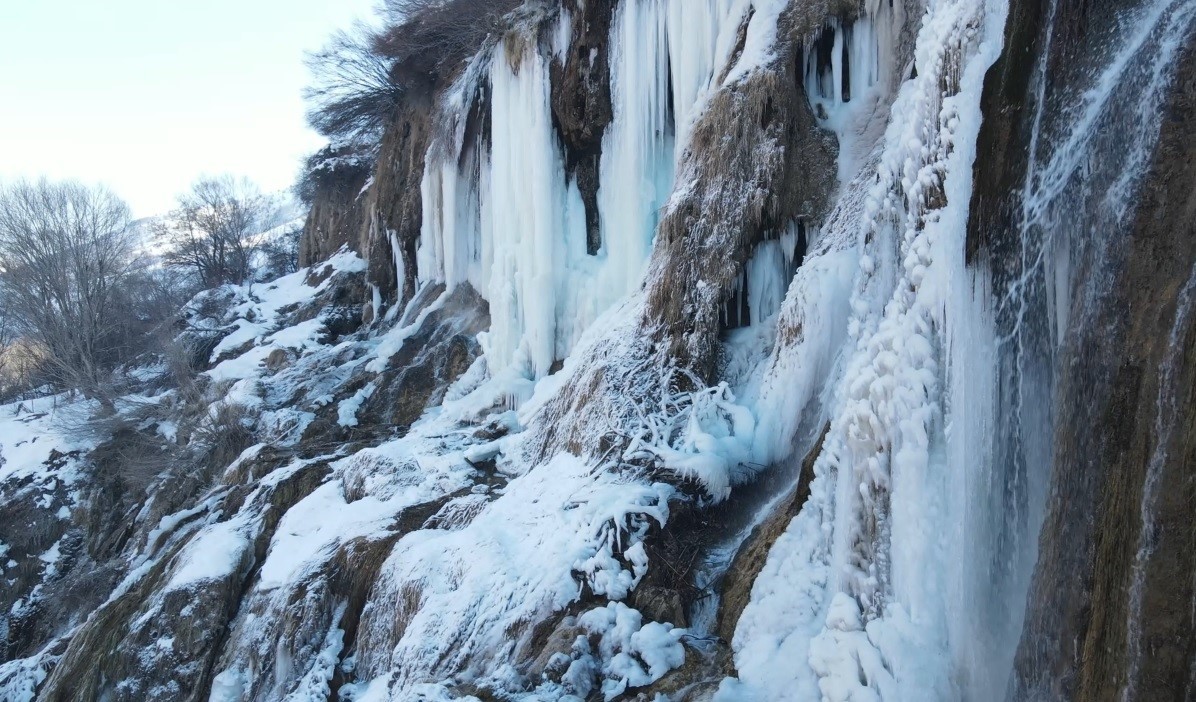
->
[298, 154, 372, 268]
[550, 0, 615, 255]
[358, 283, 490, 432]
[643, 3, 838, 375]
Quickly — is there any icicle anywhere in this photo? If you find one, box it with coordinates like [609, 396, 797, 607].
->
[666, 0, 745, 154]
[410, 3, 756, 380]
[596, 0, 674, 294]
[803, 2, 902, 182]
[416, 162, 446, 284]
[480, 44, 570, 380]
[553, 6, 573, 59]
[745, 240, 789, 326]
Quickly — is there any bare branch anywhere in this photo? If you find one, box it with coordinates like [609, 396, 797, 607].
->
[304, 24, 404, 142]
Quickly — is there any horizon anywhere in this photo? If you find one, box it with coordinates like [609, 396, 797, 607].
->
[0, 0, 378, 219]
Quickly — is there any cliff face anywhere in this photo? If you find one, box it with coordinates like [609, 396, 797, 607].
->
[3, 0, 1195, 700]
[1010, 28, 1196, 702]
[968, 0, 1196, 696]
[298, 158, 371, 270]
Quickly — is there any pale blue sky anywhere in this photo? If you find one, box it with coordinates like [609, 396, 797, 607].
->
[0, 0, 379, 217]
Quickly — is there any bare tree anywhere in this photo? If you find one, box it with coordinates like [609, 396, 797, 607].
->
[0, 179, 141, 400]
[0, 311, 12, 384]
[257, 222, 302, 279]
[303, 0, 519, 144]
[0, 311, 43, 402]
[0, 311, 20, 400]
[157, 176, 281, 288]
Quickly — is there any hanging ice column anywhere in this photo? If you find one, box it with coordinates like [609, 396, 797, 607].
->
[589, 0, 675, 310]
[478, 46, 576, 380]
[415, 43, 581, 381]
[666, 0, 744, 153]
[578, 0, 747, 338]
[415, 1, 755, 382]
[803, 0, 902, 181]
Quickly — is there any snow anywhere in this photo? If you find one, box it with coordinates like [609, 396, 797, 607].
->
[0, 642, 55, 702]
[365, 288, 448, 373]
[204, 249, 366, 382]
[0, 395, 97, 486]
[577, 602, 686, 700]
[146, 500, 216, 555]
[278, 606, 348, 702]
[719, 0, 789, 85]
[336, 382, 376, 427]
[258, 474, 449, 589]
[351, 451, 677, 694]
[38, 539, 62, 577]
[165, 518, 250, 591]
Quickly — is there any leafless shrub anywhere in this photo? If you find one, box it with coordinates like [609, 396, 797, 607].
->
[162, 336, 203, 402]
[257, 223, 302, 280]
[0, 311, 12, 379]
[191, 401, 255, 472]
[125, 265, 197, 333]
[295, 143, 375, 205]
[95, 427, 175, 498]
[0, 314, 43, 401]
[376, 0, 523, 70]
[303, 0, 520, 146]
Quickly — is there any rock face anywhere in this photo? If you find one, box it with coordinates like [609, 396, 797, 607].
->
[1006, 32, 1196, 702]
[362, 95, 436, 309]
[969, 0, 1196, 696]
[4, 0, 1196, 700]
[298, 156, 372, 268]
[550, 0, 615, 255]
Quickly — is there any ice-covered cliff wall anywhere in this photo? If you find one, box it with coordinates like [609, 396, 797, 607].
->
[4, 0, 1196, 699]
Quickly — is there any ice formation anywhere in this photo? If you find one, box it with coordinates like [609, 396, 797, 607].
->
[414, 0, 753, 383]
